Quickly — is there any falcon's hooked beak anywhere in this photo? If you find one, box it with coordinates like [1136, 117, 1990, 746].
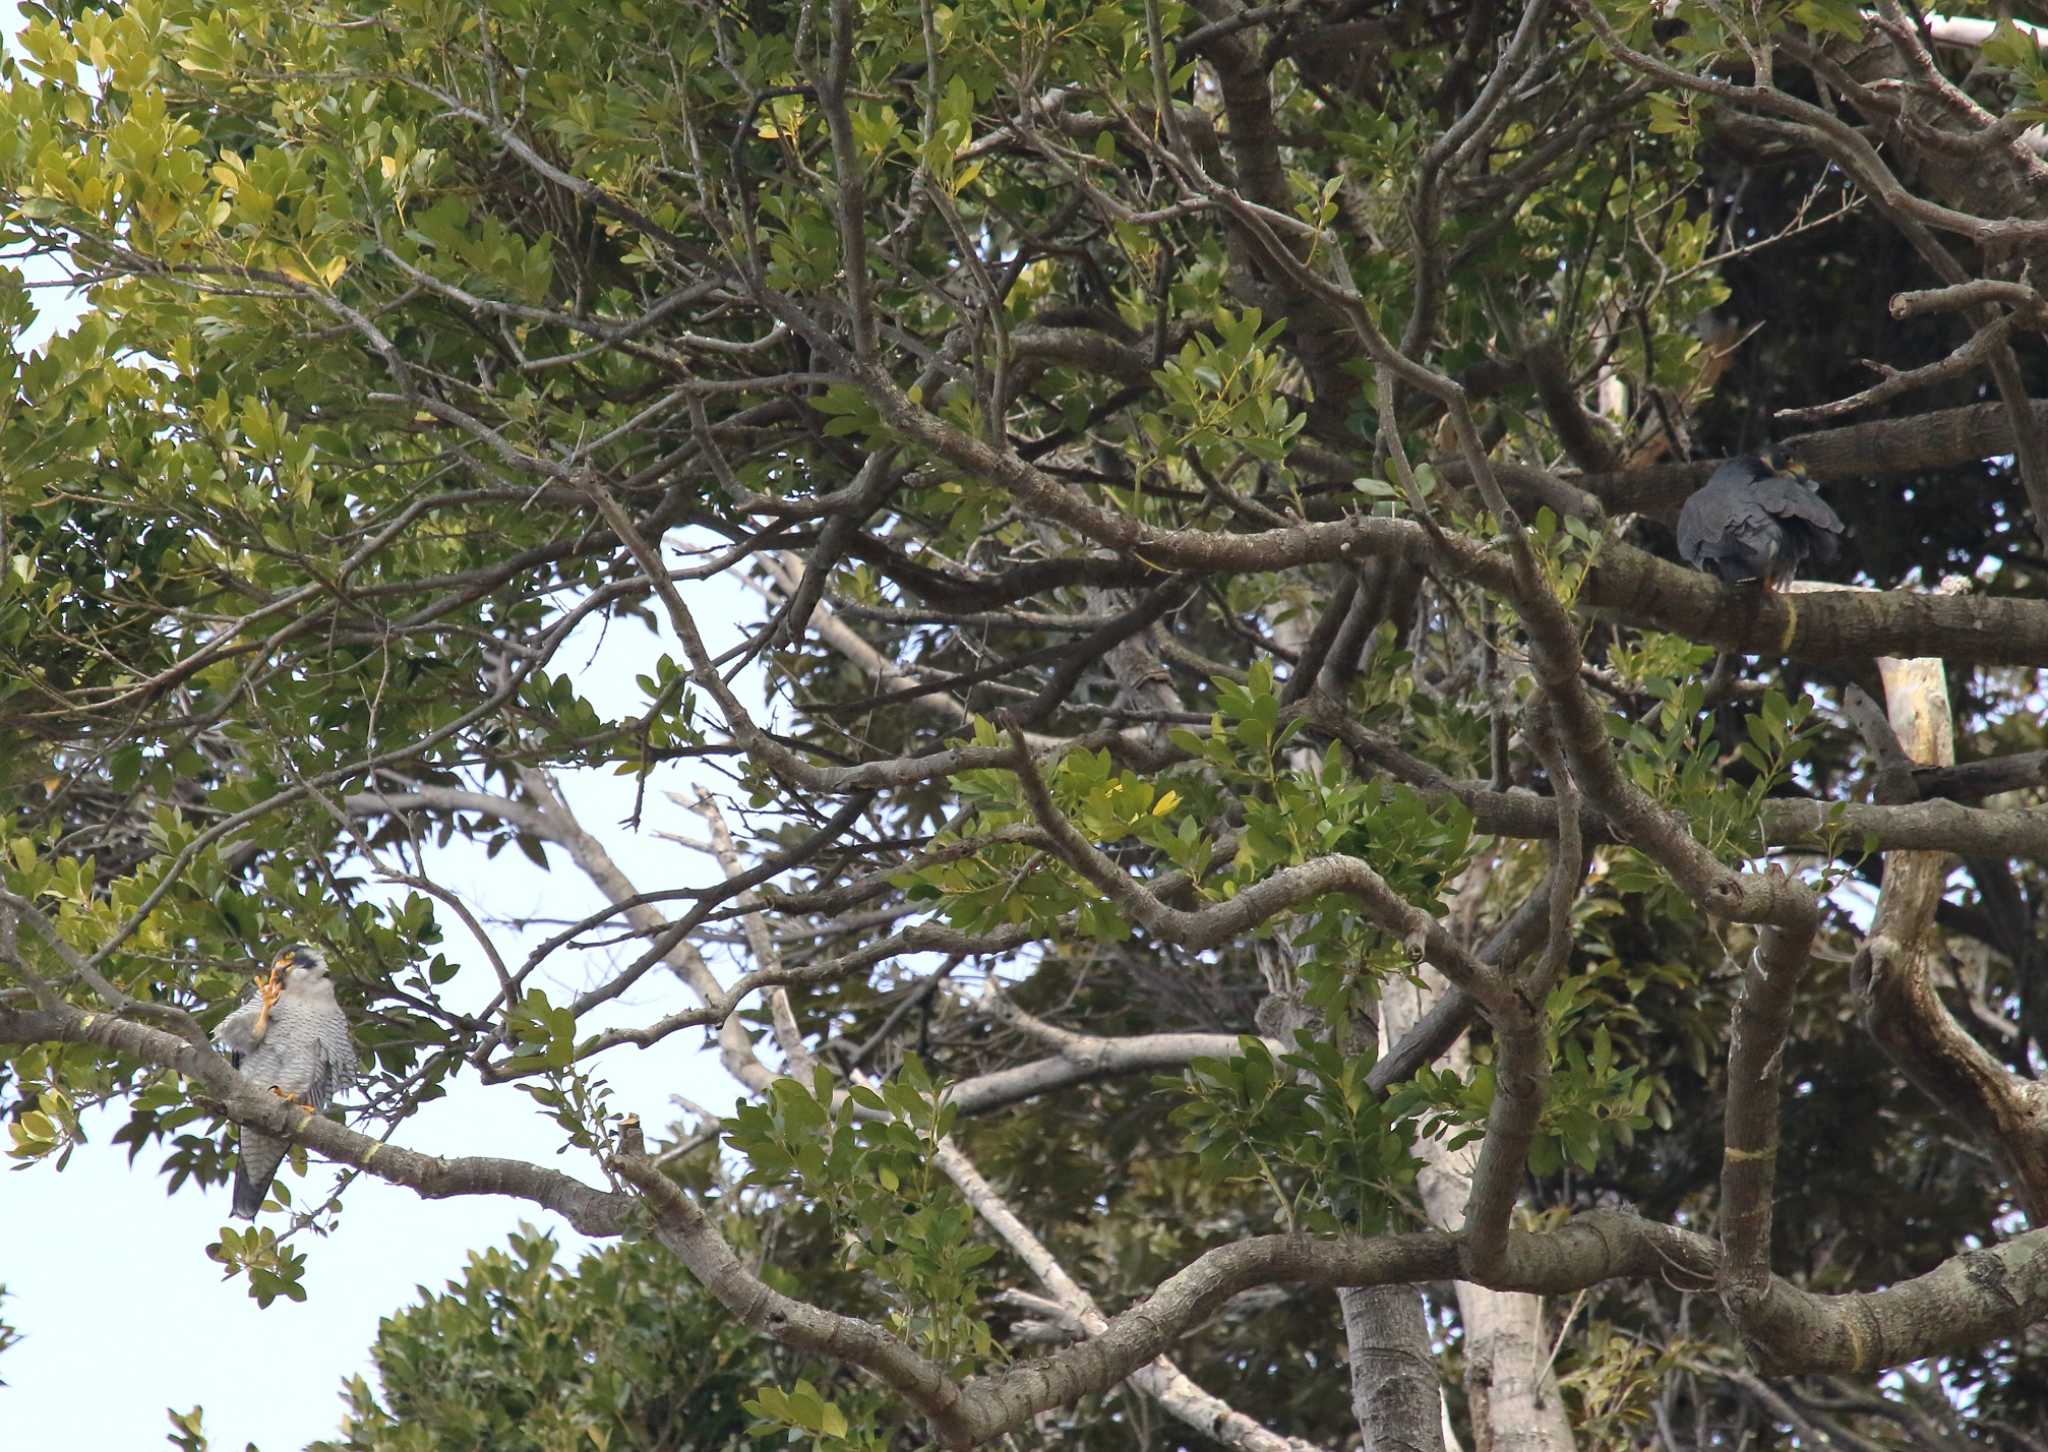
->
[257, 943, 328, 985]
[1760, 443, 1809, 479]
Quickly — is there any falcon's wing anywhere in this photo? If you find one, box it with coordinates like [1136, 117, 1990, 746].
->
[1749, 477, 1847, 561]
[1676, 478, 1764, 568]
[301, 1013, 357, 1111]
[211, 990, 267, 1067]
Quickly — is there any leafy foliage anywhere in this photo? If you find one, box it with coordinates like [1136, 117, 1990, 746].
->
[1167, 1034, 1424, 1233]
[728, 1059, 997, 1378]
[0, 0, 2043, 1447]
[319, 1229, 769, 1452]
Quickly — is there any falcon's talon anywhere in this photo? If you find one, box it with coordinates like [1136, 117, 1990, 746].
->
[252, 972, 284, 1038]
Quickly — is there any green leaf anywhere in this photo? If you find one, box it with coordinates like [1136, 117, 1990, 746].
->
[1982, 17, 2044, 71]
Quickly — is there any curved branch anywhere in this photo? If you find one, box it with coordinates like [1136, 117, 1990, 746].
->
[1001, 722, 1513, 1011]
[0, 1001, 625, 1235]
[1852, 624, 2048, 1219]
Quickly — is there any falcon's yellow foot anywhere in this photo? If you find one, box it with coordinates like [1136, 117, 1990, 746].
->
[252, 971, 284, 1038]
[267, 1085, 313, 1110]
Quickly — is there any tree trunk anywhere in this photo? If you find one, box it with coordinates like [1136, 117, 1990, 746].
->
[1382, 967, 1576, 1452]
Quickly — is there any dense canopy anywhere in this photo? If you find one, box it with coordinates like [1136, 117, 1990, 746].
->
[6, 0, 2048, 1448]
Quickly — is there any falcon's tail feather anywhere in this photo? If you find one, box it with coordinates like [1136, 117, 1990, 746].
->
[232, 1130, 284, 1218]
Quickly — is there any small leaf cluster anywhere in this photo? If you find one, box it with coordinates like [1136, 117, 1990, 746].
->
[1389, 994, 1660, 1179]
[1602, 682, 1816, 893]
[744, 1379, 885, 1452]
[724, 1058, 995, 1376]
[902, 715, 1207, 941]
[1556, 1320, 1693, 1449]
[519, 1066, 621, 1158]
[5, 1084, 79, 1166]
[1530, 1021, 1655, 1176]
[209, 1220, 308, 1307]
[1529, 505, 1608, 606]
[0, 1285, 22, 1385]
[1142, 308, 1306, 469]
[504, 988, 581, 1073]
[1165, 1035, 1421, 1233]
[1177, 665, 1475, 895]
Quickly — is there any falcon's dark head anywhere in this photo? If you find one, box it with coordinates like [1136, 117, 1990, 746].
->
[264, 942, 331, 984]
[1758, 442, 1806, 479]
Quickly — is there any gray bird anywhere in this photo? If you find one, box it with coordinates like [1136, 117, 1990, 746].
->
[1676, 448, 1846, 591]
[212, 943, 356, 1219]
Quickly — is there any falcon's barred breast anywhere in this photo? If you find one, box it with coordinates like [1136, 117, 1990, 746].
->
[211, 943, 357, 1219]
[1677, 449, 1847, 592]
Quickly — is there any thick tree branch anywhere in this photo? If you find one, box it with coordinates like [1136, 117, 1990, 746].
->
[934, 1135, 1330, 1452]
[0, 1001, 626, 1234]
[1852, 624, 2048, 1219]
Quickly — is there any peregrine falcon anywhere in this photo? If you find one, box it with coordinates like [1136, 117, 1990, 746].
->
[212, 943, 356, 1219]
[1677, 448, 1847, 592]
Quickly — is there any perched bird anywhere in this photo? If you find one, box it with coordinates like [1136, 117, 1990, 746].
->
[212, 943, 356, 1219]
[1676, 448, 1846, 591]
